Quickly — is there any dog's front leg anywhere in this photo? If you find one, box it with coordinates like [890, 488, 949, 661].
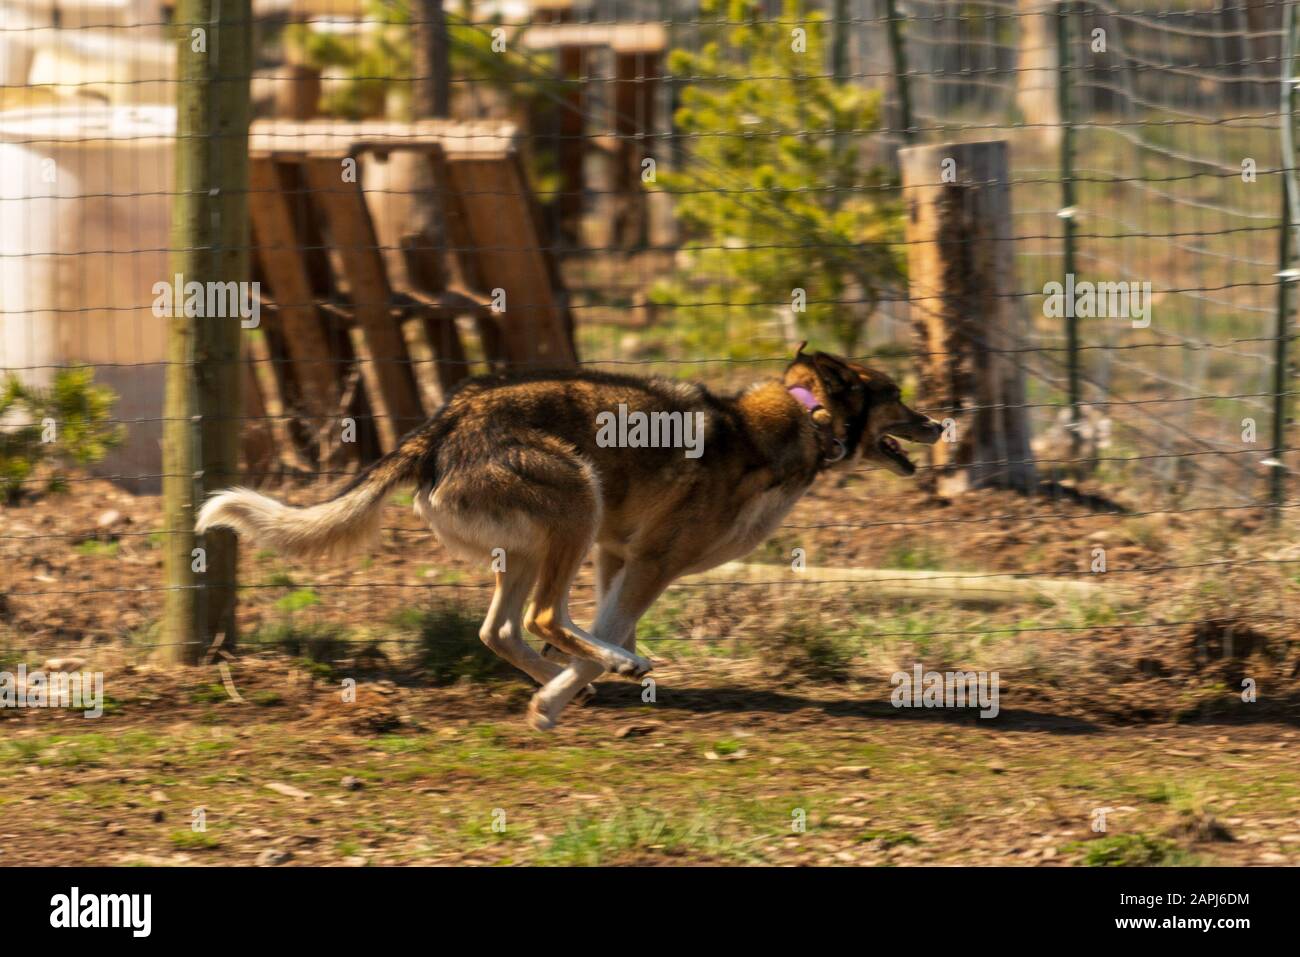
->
[528, 562, 670, 731]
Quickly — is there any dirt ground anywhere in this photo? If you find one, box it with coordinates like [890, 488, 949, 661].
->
[2, 469, 1299, 865]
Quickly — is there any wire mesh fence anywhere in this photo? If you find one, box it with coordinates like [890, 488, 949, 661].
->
[0, 0, 1296, 678]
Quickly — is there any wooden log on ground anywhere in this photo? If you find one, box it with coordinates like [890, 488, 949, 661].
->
[684, 562, 1131, 607]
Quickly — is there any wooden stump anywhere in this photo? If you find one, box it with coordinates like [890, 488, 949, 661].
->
[898, 140, 1036, 495]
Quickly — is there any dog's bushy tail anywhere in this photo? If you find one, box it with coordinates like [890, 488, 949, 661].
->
[195, 436, 427, 559]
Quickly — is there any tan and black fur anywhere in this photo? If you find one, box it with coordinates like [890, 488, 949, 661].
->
[196, 350, 941, 730]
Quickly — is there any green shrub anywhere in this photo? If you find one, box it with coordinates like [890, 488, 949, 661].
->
[650, 0, 903, 356]
[762, 616, 853, 683]
[248, 621, 351, 670]
[390, 603, 513, 686]
[1, 368, 125, 503]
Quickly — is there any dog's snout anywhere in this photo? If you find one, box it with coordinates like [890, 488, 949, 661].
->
[895, 413, 943, 445]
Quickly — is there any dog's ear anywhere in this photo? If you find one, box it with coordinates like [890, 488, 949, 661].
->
[785, 349, 865, 421]
[811, 352, 863, 400]
[783, 344, 817, 385]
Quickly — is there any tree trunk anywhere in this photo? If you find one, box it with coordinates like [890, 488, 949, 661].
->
[898, 140, 1037, 496]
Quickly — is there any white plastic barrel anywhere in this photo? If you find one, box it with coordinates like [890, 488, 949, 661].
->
[0, 104, 174, 492]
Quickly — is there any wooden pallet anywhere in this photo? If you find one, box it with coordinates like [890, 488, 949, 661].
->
[522, 24, 667, 245]
[243, 119, 577, 476]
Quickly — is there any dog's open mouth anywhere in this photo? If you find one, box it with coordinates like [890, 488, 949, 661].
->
[877, 434, 916, 475]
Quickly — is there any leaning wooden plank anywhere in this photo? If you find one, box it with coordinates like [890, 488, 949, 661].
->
[303, 158, 425, 451]
[444, 155, 576, 366]
[681, 562, 1133, 607]
[436, 151, 511, 372]
[248, 157, 341, 422]
[240, 347, 275, 480]
[394, 289, 474, 398]
[420, 309, 470, 396]
[513, 150, 578, 352]
[245, 324, 315, 475]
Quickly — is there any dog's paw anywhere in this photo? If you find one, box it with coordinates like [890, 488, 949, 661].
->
[610, 652, 653, 679]
[526, 697, 557, 732]
[573, 683, 598, 707]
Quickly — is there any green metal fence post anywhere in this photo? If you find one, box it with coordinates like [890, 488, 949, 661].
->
[1056, 0, 1080, 438]
[1271, 2, 1299, 520]
[885, 0, 914, 144]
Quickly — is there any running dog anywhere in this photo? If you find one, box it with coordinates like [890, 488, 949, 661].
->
[196, 348, 942, 730]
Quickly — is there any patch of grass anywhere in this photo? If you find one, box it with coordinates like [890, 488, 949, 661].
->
[539, 807, 736, 865]
[1121, 518, 1169, 555]
[35, 737, 110, 768]
[295, 658, 336, 682]
[189, 683, 229, 705]
[1142, 782, 1174, 804]
[857, 828, 921, 849]
[636, 593, 690, 646]
[74, 539, 120, 558]
[251, 690, 284, 707]
[265, 571, 296, 588]
[1078, 600, 1120, 629]
[761, 617, 852, 683]
[248, 621, 351, 668]
[5, 738, 43, 763]
[95, 693, 125, 717]
[0, 647, 29, 673]
[274, 588, 319, 613]
[373, 735, 429, 755]
[170, 830, 219, 850]
[389, 603, 513, 686]
[124, 619, 161, 652]
[1077, 833, 1180, 867]
[882, 541, 948, 571]
[712, 738, 742, 756]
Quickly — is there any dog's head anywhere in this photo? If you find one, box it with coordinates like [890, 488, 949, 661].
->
[784, 349, 942, 476]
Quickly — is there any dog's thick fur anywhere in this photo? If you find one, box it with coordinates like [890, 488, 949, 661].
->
[197, 350, 941, 729]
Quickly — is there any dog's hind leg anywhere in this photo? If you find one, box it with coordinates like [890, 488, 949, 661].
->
[479, 557, 565, 686]
[528, 560, 671, 731]
[540, 545, 626, 664]
[524, 531, 652, 679]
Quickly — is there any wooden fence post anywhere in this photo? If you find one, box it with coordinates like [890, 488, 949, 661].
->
[163, 0, 251, 664]
[898, 140, 1037, 495]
